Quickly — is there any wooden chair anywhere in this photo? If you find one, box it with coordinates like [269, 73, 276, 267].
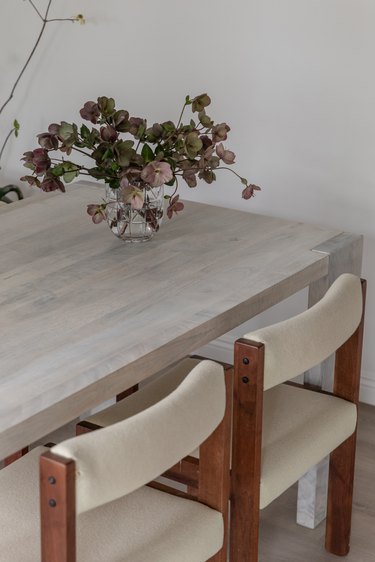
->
[77, 273, 365, 560]
[230, 273, 366, 561]
[0, 360, 231, 562]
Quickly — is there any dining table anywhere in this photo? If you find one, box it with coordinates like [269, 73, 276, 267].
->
[0, 181, 363, 532]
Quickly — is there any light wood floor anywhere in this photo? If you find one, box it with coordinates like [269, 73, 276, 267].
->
[12, 402, 375, 561]
[260, 402, 375, 562]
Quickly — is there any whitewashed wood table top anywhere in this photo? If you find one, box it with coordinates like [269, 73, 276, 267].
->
[0, 183, 342, 457]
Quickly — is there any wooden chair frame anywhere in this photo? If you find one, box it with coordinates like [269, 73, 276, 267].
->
[40, 367, 232, 562]
[229, 279, 367, 562]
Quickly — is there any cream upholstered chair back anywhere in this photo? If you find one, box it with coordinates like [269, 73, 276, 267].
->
[244, 273, 363, 390]
[51, 359, 225, 514]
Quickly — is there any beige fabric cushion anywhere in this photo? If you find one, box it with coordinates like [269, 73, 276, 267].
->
[260, 384, 357, 508]
[189, 384, 356, 509]
[86, 357, 201, 427]
[0, 447, 223, 562]
[53, 359, 225, 514]
[244, 273, 362, 390]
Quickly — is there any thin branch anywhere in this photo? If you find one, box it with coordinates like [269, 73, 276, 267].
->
[46, 18, 76, 23]
[71, 146, 95, 159]
[27, 0, 44, 20]
[0, 0, 53, 116]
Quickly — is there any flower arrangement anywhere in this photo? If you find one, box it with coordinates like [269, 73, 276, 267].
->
[21, 94, 260, 224]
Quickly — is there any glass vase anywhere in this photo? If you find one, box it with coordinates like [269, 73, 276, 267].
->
[105, 183, 164, 243]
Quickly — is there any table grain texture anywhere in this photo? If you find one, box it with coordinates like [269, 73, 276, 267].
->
[0, 182, 342, 459]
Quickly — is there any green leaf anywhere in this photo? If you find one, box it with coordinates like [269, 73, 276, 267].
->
[141, 143, 154, 164]
[80, 124, 90, 139]
[108, 178, 120, 189]
[51, 164, 64, 177]
[62, 162, 80, 183]
[165, 177, 176, 187]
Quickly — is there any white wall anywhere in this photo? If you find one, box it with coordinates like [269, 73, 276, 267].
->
[1, 0, 374, 402]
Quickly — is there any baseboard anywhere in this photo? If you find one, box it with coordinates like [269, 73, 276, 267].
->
[359, 372, 375, 406]
[197, 338, 375, 407]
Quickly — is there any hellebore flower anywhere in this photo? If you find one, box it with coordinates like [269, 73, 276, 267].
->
[20, 175, 41, 188]
[113, 110, 130, 132]
[242, 184, 261, 199]
[185, 132, 203, 159]
[216, 143, 235, 165]
[192, 93, 211, 113]
[167, 195, 184, 219]
[80, 101, 100, 124]
[100, 125, 118, 142]
[128, 117, 146, 137]
[212, 123, 230, 143]
[182, 169, 197, 187]
[22, 148, 51, 175]
[141, 161, 173, 187]
[87, 204, 106, 224]
[119, 177, 144, 209]
[37, 132, 59, 150]
[40, 176, 65, 192]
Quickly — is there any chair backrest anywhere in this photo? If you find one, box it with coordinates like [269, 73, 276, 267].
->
[50, 359, 226, 514]
[243, 274, 363, 390]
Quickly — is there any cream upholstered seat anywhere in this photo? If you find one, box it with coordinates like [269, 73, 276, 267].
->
[260, 383, 356, 508]
[0, 360, 231, 562]
[0, 448, 222, 562]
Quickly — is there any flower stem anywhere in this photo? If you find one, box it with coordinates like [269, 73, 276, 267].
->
[71, 146, 95, 159]
[216, 166, 245, 182]
[46, 18, 76, 23]
[176, 102, 187, 129]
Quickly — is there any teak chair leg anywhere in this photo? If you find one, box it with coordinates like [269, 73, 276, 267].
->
[325, 279, 366, 556]
[230, 339, 264, 562]
[201, 367, 233, 562]
[325, 433, 357, 556]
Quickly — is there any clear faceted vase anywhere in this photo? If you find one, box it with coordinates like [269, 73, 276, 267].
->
[105, 183, 164, 243]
